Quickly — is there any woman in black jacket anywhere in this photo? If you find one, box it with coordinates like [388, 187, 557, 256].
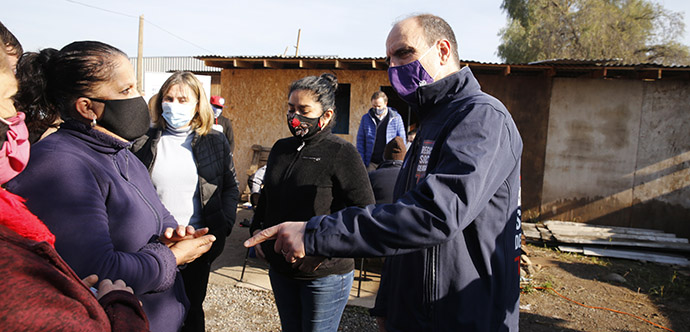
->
[132, 71, 239, 332]
[250, 73, 375, 332]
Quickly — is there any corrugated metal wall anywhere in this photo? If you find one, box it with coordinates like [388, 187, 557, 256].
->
[128, 56, 221, 74]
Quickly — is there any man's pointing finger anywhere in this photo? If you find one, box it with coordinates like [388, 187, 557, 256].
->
[244, 226, 278, 248]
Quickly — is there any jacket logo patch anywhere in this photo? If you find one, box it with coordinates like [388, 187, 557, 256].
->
[302, 156, 321, 162]
[415, 140, 434, 183]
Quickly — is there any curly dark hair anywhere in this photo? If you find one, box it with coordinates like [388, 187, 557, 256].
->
[0, 21, 22, 57]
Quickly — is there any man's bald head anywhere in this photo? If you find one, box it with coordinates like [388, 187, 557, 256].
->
[413, 14, 459, 65]
[392, 15, 460, 66]
[386, 14, 460, 81]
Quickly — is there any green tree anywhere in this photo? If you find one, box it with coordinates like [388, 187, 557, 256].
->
[497, 0, 690, 65]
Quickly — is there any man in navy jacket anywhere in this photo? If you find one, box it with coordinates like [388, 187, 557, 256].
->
[246, 14, 522, 332]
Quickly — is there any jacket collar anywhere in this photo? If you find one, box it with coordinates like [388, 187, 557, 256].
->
[60, 120, 131, 152]
[377, 159, 403, 169]
[296, 119, 335, 146]
[414, 66, 481, 121]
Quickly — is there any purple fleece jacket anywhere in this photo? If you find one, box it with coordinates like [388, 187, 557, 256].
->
[7, 120, 188, 332]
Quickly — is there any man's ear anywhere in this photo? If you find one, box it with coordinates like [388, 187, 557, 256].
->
[74, 97, 98, 121]
[438, 39, 452, 65]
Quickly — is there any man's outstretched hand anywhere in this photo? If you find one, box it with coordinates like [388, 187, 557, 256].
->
[244, 222, 307, 263]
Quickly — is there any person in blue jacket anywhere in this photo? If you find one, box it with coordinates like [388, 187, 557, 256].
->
[356, 91, 406, 171]
[246, 14, 523, 332]
[7, 41, 215, 332]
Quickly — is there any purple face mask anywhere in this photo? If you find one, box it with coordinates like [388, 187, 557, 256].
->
[387, 45, 437, 105]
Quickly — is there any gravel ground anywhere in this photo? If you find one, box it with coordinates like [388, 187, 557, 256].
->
[204, 283, 378, 332]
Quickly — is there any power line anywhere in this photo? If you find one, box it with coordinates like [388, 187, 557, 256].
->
[64, 0, 217, 54]
[65, 0, 136, 18]
[142, 19, 215, 54]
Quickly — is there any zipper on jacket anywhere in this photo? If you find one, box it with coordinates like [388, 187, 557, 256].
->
[191, 135, 206, 208]
[116, 152, 163, 233]
[427, 245, 438, 329]
[283, 141, 306, 182]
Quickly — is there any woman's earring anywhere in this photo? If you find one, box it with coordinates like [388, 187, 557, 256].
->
[92, 116, 97, 127]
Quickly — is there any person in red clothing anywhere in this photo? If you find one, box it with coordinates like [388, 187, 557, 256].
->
[210, 95, 235, 152]
[0, 33, 149, 332]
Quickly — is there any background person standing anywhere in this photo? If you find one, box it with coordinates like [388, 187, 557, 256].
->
[356, 91, 406, 171]
[210, 95, 235, 153]
[133, 72, 239, 332]
[368, 136, 406, 204]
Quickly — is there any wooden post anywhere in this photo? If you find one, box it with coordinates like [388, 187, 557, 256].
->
[295, 29, 301, 56]
[137, 15, 144, 95]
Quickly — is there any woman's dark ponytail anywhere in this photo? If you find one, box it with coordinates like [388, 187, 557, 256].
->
[13, 41, 127, 142]
[13, 48, 60, 143]
[288, 73, 338, 113]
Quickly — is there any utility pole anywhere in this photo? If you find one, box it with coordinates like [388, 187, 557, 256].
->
[294, 29, 301, 56]
[137, 14, 144, 95]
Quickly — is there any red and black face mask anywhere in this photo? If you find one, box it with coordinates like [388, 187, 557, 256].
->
[287, 112, 322, 139]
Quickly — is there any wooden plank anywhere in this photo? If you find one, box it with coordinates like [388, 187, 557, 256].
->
[536, 224, 556, 242]
[334, 59, 349, 69]
[547, 230, 688, 244]
[558, 246, 690, 266]
[262, 60, 282, 69]
[552, 236, 690, 251]
[298, 60, 316, 69]
[545, 225, 678, 239]
[544, 224, 677, 238]
[544, 220, 667, 234]
[232, 59, 251, 68]
[521, 223, 541, 241]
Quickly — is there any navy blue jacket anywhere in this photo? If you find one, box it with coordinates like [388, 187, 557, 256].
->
[368, 160, 403, 204]
[303, 67, 522, 332]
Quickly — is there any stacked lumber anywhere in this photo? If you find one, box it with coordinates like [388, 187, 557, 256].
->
[522, 220, 690, 266]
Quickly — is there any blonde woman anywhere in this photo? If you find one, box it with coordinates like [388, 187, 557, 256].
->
[133, 71, 239, 332]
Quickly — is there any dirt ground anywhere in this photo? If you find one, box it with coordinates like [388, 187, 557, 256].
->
[210, 209, 690, 331]
[519, 244, 690, 332]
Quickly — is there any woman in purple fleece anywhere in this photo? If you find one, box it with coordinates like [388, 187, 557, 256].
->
[7, 41, 215, 332]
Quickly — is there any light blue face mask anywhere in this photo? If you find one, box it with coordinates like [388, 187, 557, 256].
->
[162, 102, 197, 128]
[212, 105, 223, 118]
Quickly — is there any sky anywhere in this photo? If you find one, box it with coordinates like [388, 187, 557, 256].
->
[4, 0, 690, 63]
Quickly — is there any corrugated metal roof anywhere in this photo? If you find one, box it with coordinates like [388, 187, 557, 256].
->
[194, 55, 690, 68]
[197, 54, 494, 64]
[526, 58, 690, 68]
[128, 56, 221, 73]
[197, 55, 369, 60]
[192, 55, 690, 80]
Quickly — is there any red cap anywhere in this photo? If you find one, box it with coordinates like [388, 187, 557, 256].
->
[210, 95, 225, 108]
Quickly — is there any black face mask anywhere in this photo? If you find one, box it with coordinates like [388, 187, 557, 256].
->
[89, 96, 151, 141]
[287, 112, 322, 139]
